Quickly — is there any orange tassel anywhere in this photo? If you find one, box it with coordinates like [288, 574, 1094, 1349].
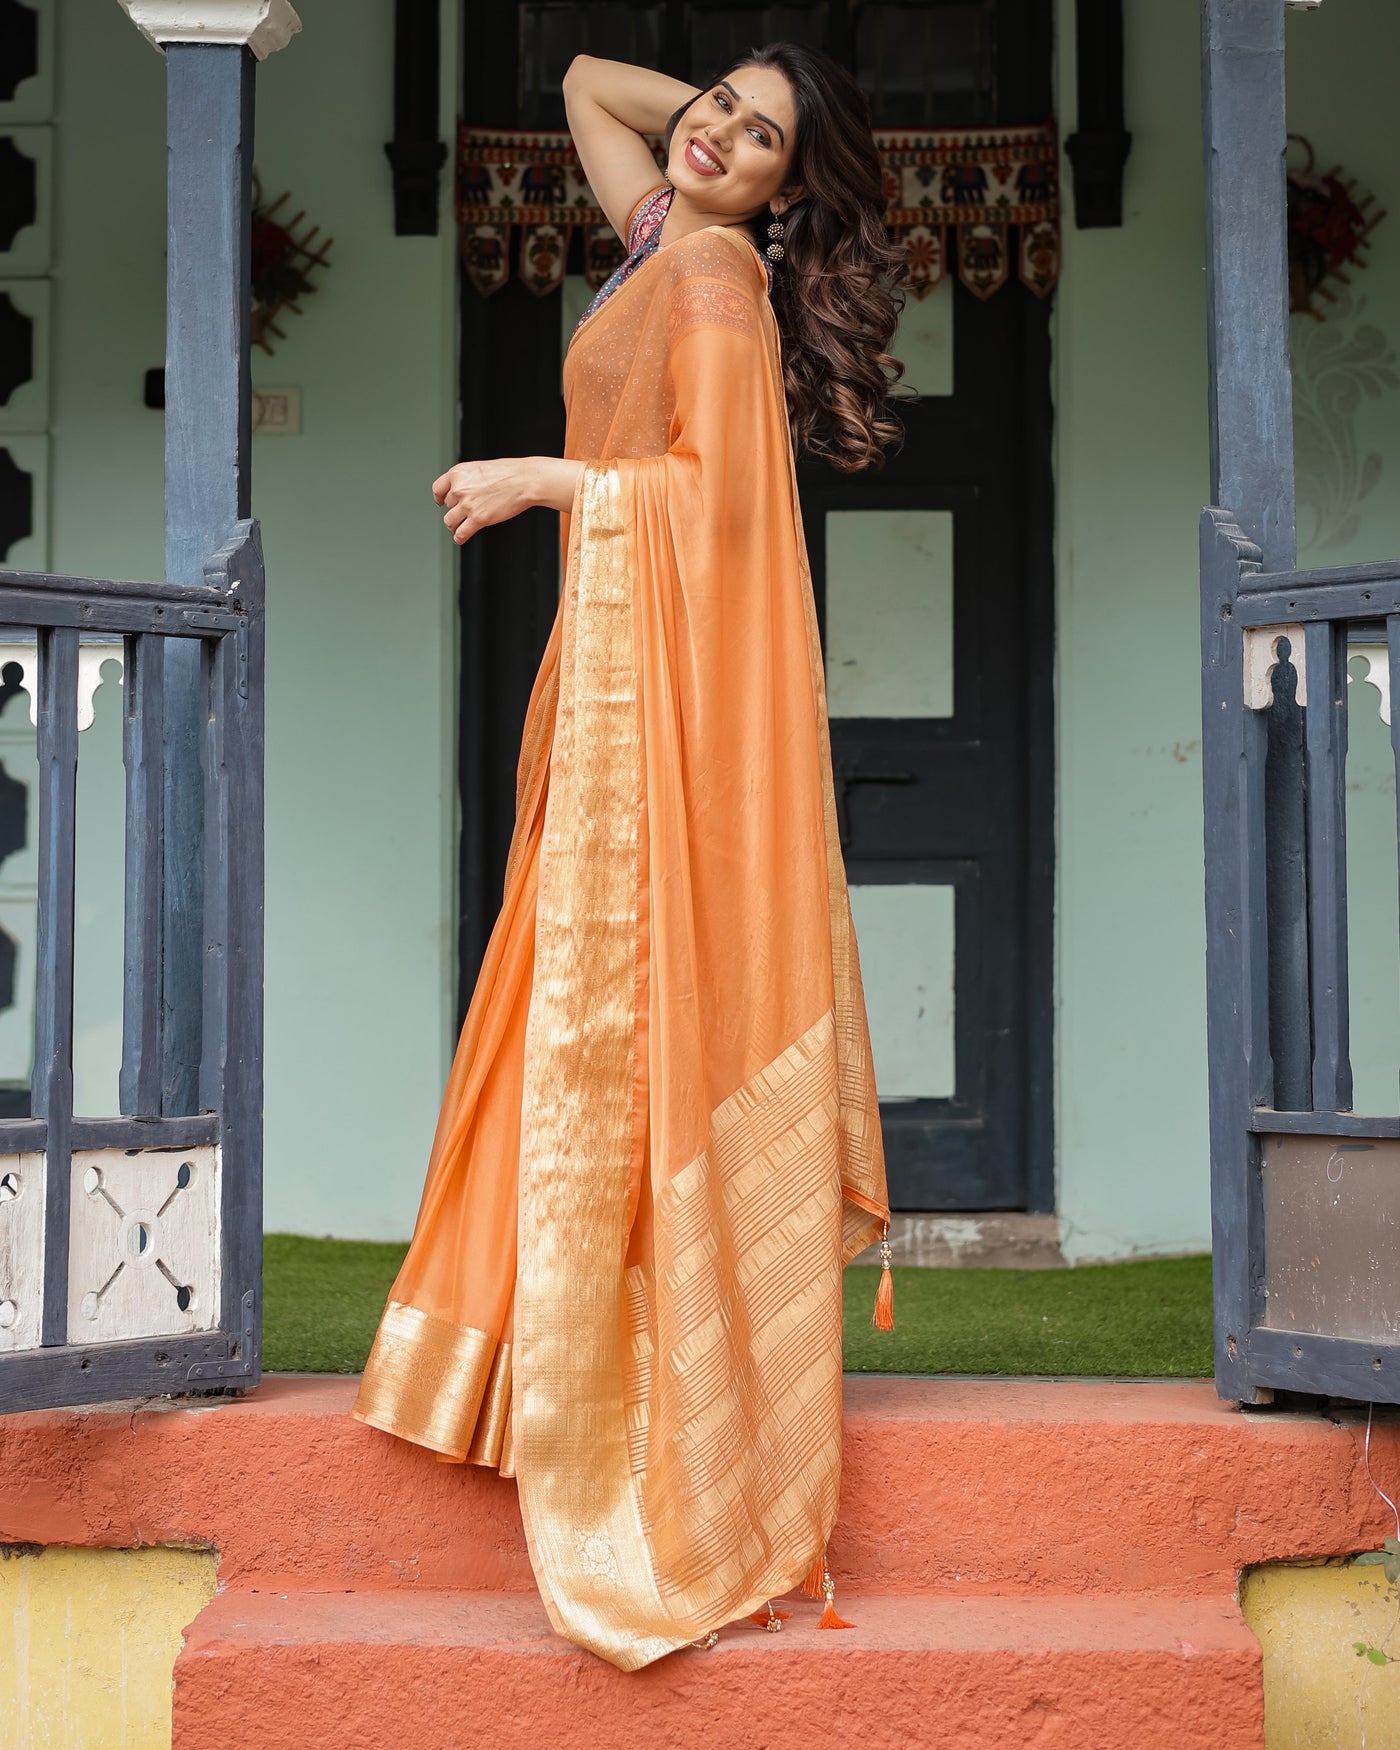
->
[749, 1604, 791, 1631]
[802, 1553, 826, 1598]
[872, 1225, 895, 1331]
[817, 1560, 855, 1630]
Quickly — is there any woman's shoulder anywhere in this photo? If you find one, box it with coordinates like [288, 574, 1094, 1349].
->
[658, 230, 769, 349]
[656, 226, 768, 300]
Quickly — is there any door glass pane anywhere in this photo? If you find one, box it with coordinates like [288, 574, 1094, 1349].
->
[688, 8, 829, 79]
[519, 4, 663, 127]
[849, 882, 955, 1097]
[854, 0, 996, 128]
[826, 509, 953, 718]
[894, 276, 953, 398]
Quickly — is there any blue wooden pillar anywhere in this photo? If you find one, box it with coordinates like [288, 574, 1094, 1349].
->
[1199, 0, 1297, 1406]
[160, 42, 255, 1114]
[1201, 0, 1296, 570]
[1201, 0, 1311, 1097]
[116, 5, 299, 1113]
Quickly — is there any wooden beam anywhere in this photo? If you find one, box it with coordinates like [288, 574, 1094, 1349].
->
[33, 627, 77, 1346]
[120, 634, 165, 1117]
[1263, 632, 1310, 1111]
[385, 0, 447, 236]
[1065, 0, 1132, 228]
[201, 523, 265, 1339]
[1200, 509, 1273, 1404]
[1237, 578, 1400, 626]
[1302, 620, 1351, 1111]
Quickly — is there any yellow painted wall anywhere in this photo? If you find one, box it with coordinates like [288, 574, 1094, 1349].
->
[1243, 1560, 1400, 1748]
[0, 1546, 216, 1749]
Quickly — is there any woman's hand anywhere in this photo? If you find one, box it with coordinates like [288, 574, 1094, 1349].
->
[433, 458, 535, 545]
[432, 456, 584, 542]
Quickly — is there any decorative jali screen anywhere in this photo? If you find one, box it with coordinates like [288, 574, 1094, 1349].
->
[0, 524, 264, 1411]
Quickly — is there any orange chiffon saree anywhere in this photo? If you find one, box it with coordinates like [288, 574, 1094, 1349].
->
[352, 215, 889, 1671]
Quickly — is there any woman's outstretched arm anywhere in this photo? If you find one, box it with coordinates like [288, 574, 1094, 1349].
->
[563, 56, 697, 240]
[433, 457, 583, 543]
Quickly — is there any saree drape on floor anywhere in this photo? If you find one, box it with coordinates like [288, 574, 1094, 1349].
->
[353, 221, 889, 1671]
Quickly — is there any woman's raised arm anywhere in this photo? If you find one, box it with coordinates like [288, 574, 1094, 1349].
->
[562, 56, 697, 242]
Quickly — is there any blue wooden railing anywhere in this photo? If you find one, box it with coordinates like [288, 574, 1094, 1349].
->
[0, 525, 263, 1410]
[1201, 0, 1399, 1407]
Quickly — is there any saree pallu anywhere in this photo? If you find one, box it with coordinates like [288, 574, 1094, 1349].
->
[353, 221, 889, 1671]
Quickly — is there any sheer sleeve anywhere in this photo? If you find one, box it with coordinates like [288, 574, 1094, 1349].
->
[625, 184, 670, 252]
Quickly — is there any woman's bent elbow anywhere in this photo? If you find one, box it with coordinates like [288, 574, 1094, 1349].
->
[562, 54, 593, 95]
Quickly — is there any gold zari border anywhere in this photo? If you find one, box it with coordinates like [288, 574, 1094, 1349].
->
[514, 464, 677, 1670]
[352, 1301, 503, 1462]
[627, 1008, 845, 1616]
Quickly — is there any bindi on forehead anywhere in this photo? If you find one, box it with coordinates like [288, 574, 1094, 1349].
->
[718, 77, 792, 142]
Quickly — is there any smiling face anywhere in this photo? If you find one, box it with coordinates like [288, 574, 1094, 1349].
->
[665, 64, 802, 219]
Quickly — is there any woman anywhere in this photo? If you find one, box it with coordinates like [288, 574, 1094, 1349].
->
[353, 43, 903, 1672]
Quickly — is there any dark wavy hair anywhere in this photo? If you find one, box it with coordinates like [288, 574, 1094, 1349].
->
[665, 43, 907, 472]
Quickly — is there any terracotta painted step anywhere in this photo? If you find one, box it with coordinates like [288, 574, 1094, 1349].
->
[4, 1376, 1396, 1594]
[172, 1587, 1264, 1750]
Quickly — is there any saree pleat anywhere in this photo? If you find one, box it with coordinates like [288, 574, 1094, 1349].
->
[353, 219, 888, 1669]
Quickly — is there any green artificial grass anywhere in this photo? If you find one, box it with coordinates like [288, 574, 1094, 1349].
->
[842, 1254, 1213, 1377]
[264, 1233, 1213, 1378]
[264, 1233, 409, 1374]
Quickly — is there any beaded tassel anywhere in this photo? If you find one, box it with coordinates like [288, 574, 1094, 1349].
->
[748, 1601, 790, 1632]
[872, 1222, 895, 1331]
[802, 1552, 827, 1598]
[817, 1555, 855, 1630]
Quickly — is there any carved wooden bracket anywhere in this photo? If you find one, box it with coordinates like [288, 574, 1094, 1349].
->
[116, 0, 301, 59]
[385, 0, 447, 236]
[1064, 0, 1131, 229]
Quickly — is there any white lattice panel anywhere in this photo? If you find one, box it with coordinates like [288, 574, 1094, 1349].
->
[0, 1152, 45, 1352]
[0, 640, 123, 731]
[67, 1146, 220, 1344]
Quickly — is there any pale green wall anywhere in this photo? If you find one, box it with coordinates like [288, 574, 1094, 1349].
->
[1052, 0, 1212, 1260]
[51, 1, 461, 1235]
[1052, 0, 1400, 1259]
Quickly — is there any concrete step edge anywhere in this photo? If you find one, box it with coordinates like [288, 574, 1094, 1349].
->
[180, 1584, 1260, 1657]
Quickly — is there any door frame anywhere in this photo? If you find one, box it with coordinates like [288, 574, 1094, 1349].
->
[455, 1, 1056, 1217]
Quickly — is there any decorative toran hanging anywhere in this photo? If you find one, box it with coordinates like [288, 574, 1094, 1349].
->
[457, 120, 1059, 303]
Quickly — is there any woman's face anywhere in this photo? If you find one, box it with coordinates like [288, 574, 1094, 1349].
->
[666, 65, 802, 217]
